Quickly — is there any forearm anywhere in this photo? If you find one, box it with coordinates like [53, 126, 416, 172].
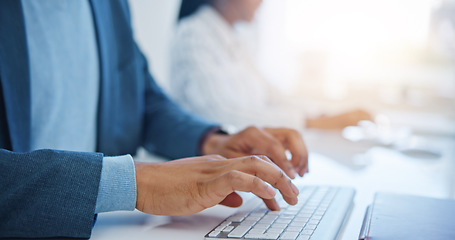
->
[305, 109, 372, 129]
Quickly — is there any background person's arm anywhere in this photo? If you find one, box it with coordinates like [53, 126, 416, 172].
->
[306, 109, 372, 129]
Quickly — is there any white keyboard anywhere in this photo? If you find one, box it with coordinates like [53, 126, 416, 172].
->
[205, 186, 355, 240]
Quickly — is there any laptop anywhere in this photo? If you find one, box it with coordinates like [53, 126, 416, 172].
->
[359, 192, 455, 240]
[204, 185, 355, 240]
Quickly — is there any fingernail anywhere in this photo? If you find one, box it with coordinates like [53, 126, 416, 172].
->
[289, 168, 296, 179]
[291, 197, 299, 205]
[302, 166, 308, 173]
[267, 186, 276, 197]
[289, 181, 299, 195]
[271, 200, 280, 211]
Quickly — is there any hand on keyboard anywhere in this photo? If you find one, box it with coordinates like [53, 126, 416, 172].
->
[202, 127, 309, 179]
[135, 155, 299, 216]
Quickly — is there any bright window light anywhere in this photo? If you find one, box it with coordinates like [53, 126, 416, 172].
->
[284, 0, 435, 58]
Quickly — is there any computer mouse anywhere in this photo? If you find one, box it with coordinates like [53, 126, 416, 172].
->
[399, 148, 442, 160]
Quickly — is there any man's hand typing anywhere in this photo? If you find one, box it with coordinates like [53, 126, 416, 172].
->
[135, 155, 299, 215]
[202, 127, 309, 179]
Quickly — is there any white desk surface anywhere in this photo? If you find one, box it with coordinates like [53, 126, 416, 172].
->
[91, 130, 455, 240]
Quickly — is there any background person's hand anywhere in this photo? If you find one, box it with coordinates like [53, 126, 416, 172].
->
[202, 127, 308, 179]
[135, 155, 299, 216]
[306, 109, 372, 130]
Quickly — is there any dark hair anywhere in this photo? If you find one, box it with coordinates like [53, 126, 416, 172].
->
[178, 0, 211, 20]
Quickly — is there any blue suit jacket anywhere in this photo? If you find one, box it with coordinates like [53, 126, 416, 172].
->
[0, 0, 215, 238]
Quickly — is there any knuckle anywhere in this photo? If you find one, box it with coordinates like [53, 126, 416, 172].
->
[225, 170, 240, 182]
[208, 154, 225, 160]
[290, 129, 301, 138]
[256, 155, 270, 162]
[272, 171, 285, 187]
[267, 144, 282, 154]
[252, 176, 261, 185]
[261, 156, 275, 166]
[245, 126, 260, 134]
[251, 176, 263, 190]
[246, 126, 257, 131]
[243, 155, 261, 165]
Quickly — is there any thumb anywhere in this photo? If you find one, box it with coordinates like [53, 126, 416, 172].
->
[219, 192, 243, 208]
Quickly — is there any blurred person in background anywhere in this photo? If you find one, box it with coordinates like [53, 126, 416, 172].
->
[428, 0, 455, 59]
[169, 0, 372, 132]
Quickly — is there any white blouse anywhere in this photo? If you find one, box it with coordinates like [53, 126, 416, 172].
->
[169, 5, 305, 131]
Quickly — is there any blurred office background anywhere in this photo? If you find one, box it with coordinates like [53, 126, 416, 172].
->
[91, 2, 455, 237]
[129, 0, 455, 137]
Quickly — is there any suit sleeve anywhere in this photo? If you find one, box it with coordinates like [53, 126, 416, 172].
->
[0, 149, 103, 239]
[135, 44, 218, 159]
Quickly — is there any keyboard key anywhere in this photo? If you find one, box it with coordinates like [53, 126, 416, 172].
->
[299, 213, 312, 218]
[208, 231, 220, 237]
[248, 228, 266, 234]
[315, 210, 325, 215]
[297, 234, 311, 240]
[258, 218, 275, 225]
[244, 233, 267, 239]
[214, 226, 226, 232]
[266, 228, 284, 234]
[228, 226, 251, 238]
[254, 223, 271, 229]
[241, 220, 259, 226]
[294, 216, 309, 222]
[252, 208, 268, 213]
[280, 231, 300, 240]
[275, 218, 292, 224]
[304, 224, 317, 230]
[267, 211, 281, 216]
[307, 219, 320, 225]
[222, 226, 234, 232]
[278, 202, 289, 209]
[282, 213, 296, 218]
[271, 223, 288, 229]
[286, 226, 303, 232]
[285, 210, 299, 215]
[301, 229, 314, 235]
[290, 220, 307, 227]
[245, 216, 262, 222]
[263, 232, 281, 239]
[228, 212, 249, 222]
[245, 232, 281, 239]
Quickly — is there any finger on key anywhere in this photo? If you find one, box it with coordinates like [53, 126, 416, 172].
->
[223, 156, 299, 205]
